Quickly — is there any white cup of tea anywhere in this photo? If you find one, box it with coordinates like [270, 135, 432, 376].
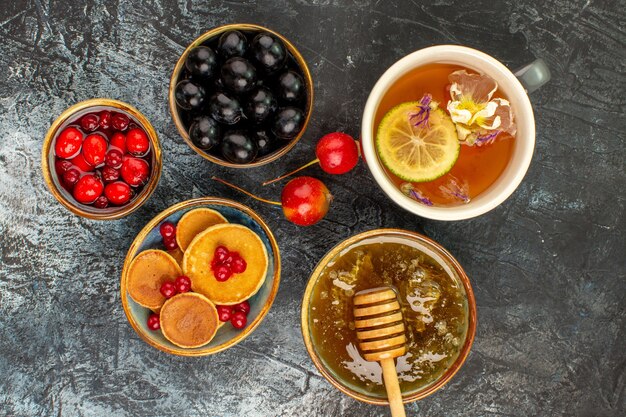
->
[361, 45, 550, 221]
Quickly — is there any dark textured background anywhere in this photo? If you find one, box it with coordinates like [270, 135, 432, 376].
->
[0, 0, 624, 416]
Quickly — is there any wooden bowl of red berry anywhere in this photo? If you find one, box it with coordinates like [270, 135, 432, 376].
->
[169, 23, 314, 168]
[42, 98, 162, 220]
[120, 197, 280, 356]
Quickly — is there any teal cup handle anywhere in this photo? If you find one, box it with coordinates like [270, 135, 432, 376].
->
[514, 58, 551, 93]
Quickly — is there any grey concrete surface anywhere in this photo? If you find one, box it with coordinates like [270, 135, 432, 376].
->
[0, 0, 624, 416]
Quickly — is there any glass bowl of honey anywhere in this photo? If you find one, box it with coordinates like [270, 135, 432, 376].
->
[301, 229, 476, 404]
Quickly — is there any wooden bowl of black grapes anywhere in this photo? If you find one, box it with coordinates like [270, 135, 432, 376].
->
[169, 24, 314, 168]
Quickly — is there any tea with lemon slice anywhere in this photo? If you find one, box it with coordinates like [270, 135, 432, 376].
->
[375, 63, 516, 206]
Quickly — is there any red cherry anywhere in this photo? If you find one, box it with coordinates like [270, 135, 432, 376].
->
[104, 181, 132, 205]
[109, 132, 126, 153]
[93, 195, 109, 209]
[55, 159, 73, 175]
[126, 128, 150, 156]
[101, 166, 120, 183]
[214, 265, 232, 282]
[231, 311, 247, 329]
[70, 153, 94, 172]
[163, 236, 178, 250]
[262, 132, 359, 185]
[111, 113, 130, 131]
[73, 174, 103, 204]
[147, 313, 160, 330]
[120, 156, 150, 187]
[281, 177, 332, 226]
[80, 114, 99, 132]
[231, 255, 247, 274]
[55, 127, 83, 159]
[175, 275, 192, 293]
[233, 300, 250, 315]
[159, 221, 176, 239]
[105, 149, 123, 169]
[217, 305, 233, 322]
[316, 132, 359, 174]
[82, 133, 108, 167]
[160, 281, 177, 299]
[62, 168, 80, 188]
[99, 111, 111, 129]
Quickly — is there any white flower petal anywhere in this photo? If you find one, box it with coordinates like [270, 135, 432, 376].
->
[455, 124, 473, 142]
[447, 100, 473, 124]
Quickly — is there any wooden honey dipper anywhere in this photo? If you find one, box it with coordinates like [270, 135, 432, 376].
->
[353, 286, 407, 417]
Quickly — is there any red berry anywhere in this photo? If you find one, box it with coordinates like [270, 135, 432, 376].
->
[93, 195, 109, 209]
[80, 114, 99, 132]
[126, 128, 150, 156]
[73, 174, 103, 204]
[55, 127, 83, 159]
[175, 275, 192, 293]
[163, 236, 178, 250]
[111, 113, 130, 131]
[231, 256, 247, 274]
[105, 149, 123, 169]
[120, 157, 150, 187]
[159, 221, 176, 239]
[99, 111, 111, 129]
[281, 177, 332, 226]
[104, 181, 132, 205]
[231, 311, 247, 329]
[55, 159, 73, 175]
[147, 313, 160, 330]
[82, 133, 108, 167]
[101, 166, 120, 183]
[160, 281, 177, 299]
[224, 253, 235, 266]
[214, 246, 229, 264]
[70, 153, 94, 172]
[316, 132, 359, 175]
[217, 305, 233, 322]
[62, 168, 80, 188]
[214, 265, 232, 282]
[109, 132, 126, 153]
[233, 300, 250, 315]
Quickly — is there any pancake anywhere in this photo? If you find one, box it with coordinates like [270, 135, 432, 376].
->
[159, 292, 218, 348]
[176, 208, 228, 251]
[167, 247, 185, 267]
[127, 250, 182, 310]
[183, 224, 268, 305]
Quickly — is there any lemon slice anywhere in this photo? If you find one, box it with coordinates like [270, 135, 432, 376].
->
[376, 101, 459, 182]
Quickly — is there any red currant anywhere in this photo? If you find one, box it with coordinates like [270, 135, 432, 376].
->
[111, 113, 130, 131]
[99, 110, 111, 129]
[55, 127, 83, 159]
[80, 114, 99, 132]
[105, 149, 123, 169]
[160, 281, 177, 299]
[62, 168, 80, 188]
[101, 166, 120, 183]
[231, 254, 247, 274]
[159, 221, 176, 239]
[231, 311, 247, 329]
[104, 181, 132, 205]
[109, 132, 126, 153]
[82, 133, 108, 167]
[163, 236, 178, 251]
[93, 195, 109, 209]
[217, 305, 233, 322]
[147, 313, 160, 330]
[175, 275, 191, 293]
[233, 300, 250, 315]
[73, 174, 103, 204]
[214, 246, 229, 264]
[120, 156, 150, 187]
[214, 265, 232, 282]
[126, 128, 150, 156]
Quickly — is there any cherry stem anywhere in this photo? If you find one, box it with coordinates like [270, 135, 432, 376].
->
[262, 159, 320, 186]
[211, 177, 282, 206]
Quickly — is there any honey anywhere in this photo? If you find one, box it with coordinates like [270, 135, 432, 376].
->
[374, 63, 515, 206]
[309, 238, 469, 398]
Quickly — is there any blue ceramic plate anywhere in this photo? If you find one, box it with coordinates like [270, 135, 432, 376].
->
[121, 197, 280, 355]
